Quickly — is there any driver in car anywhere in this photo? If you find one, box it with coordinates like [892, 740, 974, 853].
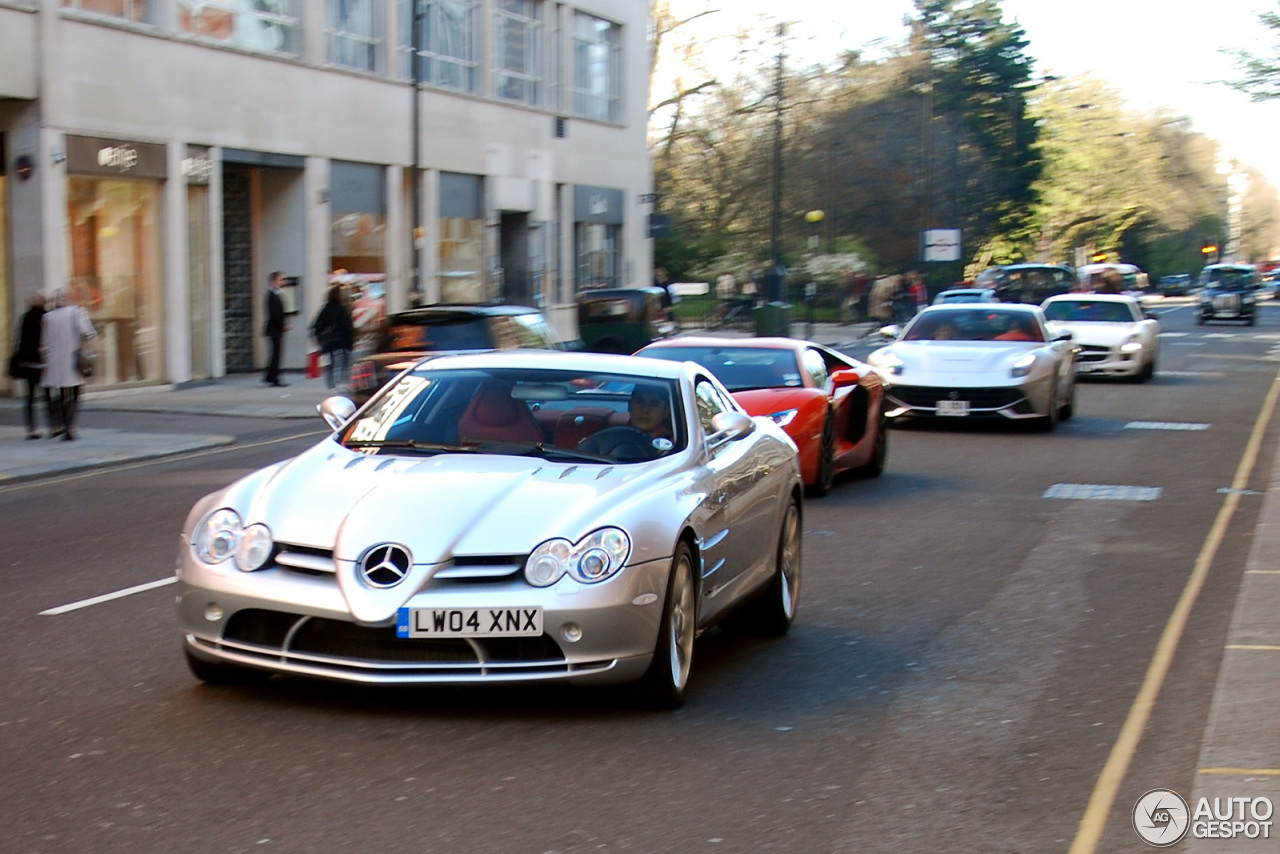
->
[628, 383, 673, 439]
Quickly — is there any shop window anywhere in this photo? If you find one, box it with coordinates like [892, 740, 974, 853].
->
[178, 0, 301, 55]
[572, 12, 620, 122]
[61, 0, 148, 23]
[402, 0, 479, 93]
[494, 0, 542, 106]
[575, 222, 619, 290]
[327, 0, 382, 72]
[439, 217, 485, 302]
[66, 177, 164, 385]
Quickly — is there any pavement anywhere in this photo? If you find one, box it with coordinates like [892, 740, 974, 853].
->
[1, 316, 1276, 845]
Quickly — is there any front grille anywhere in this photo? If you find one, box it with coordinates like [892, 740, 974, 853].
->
[889, 385, 1025, 410]
[1078, 345, 1110, 363]
[221, 608, 566, 669]
[272, 543, 336, 575]
[1213, 294, 1242, 312]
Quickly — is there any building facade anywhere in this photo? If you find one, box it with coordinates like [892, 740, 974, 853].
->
[0, 0, 652, 391]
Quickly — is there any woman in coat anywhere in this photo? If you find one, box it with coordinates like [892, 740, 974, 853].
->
[12, 291, 47, 439]
[40, 288, 96, 441]
[311, 285, 355, 389]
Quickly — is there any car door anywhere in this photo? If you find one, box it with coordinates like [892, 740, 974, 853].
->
[691, 375, 776, 619]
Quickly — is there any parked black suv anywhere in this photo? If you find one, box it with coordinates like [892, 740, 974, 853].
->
[1197, 264, 1258, 325]
[349, 304, 568, 402]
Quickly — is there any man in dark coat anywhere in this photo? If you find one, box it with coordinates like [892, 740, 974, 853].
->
[263, 271, 288, 387]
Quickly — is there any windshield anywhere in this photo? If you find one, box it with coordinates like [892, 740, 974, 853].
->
[1042, 300, 1137, 323]
[639, 346, 802, 391]
[1202, 268, 1255, 291]
[342, 367, 686, 463]
[903, 309, 1045, 342]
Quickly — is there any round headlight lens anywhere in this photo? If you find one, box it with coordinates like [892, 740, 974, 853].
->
[577, 548, 611, 581]
[194, 509, 243, 565]
[235, 524, 274, 571]
[569, 528, 631, 584]
[525, 539, 571, 587]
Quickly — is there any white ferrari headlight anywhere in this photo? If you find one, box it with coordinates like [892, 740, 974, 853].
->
[194, 509, 243, 565]
[877, 352, 904, 376]
[766, 408, 798, 428]
[235, 524, 274, 571]
[525, 528, 631, 587]
[1011, 353, 1037, 378]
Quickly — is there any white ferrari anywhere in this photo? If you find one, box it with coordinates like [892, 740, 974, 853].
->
[867, 303, 1078, 430]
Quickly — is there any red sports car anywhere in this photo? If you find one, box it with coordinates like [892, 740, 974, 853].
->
[636, 337, 888, 494]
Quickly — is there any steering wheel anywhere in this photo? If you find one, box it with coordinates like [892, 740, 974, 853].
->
[577, 426, 660, 461]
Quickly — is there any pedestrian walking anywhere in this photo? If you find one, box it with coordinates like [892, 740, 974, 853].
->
[263, 271, 289, 387]
[311, 284, 355, 389]
[9, 291, 47, 439]
[40, 288, 96, 441]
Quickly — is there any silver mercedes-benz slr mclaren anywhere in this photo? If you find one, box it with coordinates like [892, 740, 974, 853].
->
[177, 350, 803, 708]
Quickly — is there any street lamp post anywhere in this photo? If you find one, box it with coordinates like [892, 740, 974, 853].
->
[409, 0, 424, 307]
[804, 210, 824, 337]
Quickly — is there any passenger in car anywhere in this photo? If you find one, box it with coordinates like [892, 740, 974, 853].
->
[627, 383, 674, 440]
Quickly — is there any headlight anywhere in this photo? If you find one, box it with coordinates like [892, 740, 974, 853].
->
[1011, 353, 1037, 378]
[766, 408, 798, 428]
[1120, 335, 1143, 353]
[193, 509, 274, 571]
[877, 352, 904, 376]
[524, 527, 631, 587]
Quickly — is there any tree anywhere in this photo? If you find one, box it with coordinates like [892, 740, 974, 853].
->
[1228, 2, 1280, 101]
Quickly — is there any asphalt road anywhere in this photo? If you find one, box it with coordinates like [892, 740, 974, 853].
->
[1, 301, 1277, 853]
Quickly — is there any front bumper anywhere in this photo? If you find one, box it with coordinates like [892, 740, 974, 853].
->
[882, 379, 1048, 420]
[1074, 345, 1145, 377]
[178, 550, 671, 686]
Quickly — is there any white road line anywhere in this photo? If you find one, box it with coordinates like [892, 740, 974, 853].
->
[1043, 483, 1161, 501]
[40, 577, 176, 616]
[1125, 421, 1210, 431]
[1158, 332, 1191, 338]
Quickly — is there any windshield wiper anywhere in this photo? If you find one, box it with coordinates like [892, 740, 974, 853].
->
[344, 439, 477, 454]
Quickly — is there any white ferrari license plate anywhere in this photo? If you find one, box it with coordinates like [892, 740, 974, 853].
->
[397, 607, 543, 638]
[936, 399, 970, 416]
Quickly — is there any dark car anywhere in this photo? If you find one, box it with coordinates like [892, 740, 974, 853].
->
[976, 264, 1077, 305]
[576, 287, 675, 354]
[348, 304, 567, 401]
[1159, 273, 1192, 296]
[1197, 264, 1259, 325]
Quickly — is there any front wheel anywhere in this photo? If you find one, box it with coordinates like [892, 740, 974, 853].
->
[858, 414, 889, 477]
[636, 542, 697, 709]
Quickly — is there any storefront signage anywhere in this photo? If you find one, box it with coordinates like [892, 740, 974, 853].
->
[182, 149, 213, 184]
[66, 135, 167, 180]
[573, 185, 624, 225]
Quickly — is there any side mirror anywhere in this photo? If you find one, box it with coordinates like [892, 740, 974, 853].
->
[318, 396, 357, 431]
[879, 324, 901, 340]
[1053, 330, 1074, 342]
[707, 411, 756, 449]
[830, 368, 861, 390]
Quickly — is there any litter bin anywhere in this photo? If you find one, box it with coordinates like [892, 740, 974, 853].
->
[755, 301, 793, 337]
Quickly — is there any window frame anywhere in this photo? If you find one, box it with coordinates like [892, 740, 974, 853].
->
[493, 0, 543, 106]
[327, 0, 384, 73]
[403, 0, 481, 93]
[571, 11, 621, 122]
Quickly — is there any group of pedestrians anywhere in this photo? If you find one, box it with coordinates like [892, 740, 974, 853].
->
[8, 288, 96, 441]
[261, 272, 355, 390]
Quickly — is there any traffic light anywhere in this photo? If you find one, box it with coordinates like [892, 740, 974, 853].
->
[1202, 244, 1218, 255]
[1091, 252, 1108, 263]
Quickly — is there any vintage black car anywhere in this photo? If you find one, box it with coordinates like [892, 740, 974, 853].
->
[975, 264, 1078, 305]
[1197, 264, 1259, 325]
[576, 286, 675, 354]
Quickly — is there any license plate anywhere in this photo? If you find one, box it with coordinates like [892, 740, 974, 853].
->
[936, 399, 969, 416]
[397, 607, 543, 638]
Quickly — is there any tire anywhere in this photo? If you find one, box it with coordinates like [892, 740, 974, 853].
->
[808, 411, 836, 496]
[736, 498, 803, 637]
[1196, 313, 1205, 325]
[1059, 378, 1076, 420]
[1037, 381, 1059, 432]
[858, 413, 889, 477]
[185, 648, 271, 687]
[1138, 356, 1155, 383]
[636, 542, 697, 709]
[1247, 313, 1256, 327]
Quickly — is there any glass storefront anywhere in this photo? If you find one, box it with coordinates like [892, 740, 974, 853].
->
[439, 172, 485, 303]
[330, 160, 387, 351]
[573, 185, 623, 291]
[65, 135, 166, 386]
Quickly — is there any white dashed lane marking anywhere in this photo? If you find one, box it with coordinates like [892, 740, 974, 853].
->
[1043, 484, 1162, 501]
[1125, 421, 1210, 431]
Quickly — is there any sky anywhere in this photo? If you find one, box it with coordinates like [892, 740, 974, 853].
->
[663, 0, 1280, 189]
